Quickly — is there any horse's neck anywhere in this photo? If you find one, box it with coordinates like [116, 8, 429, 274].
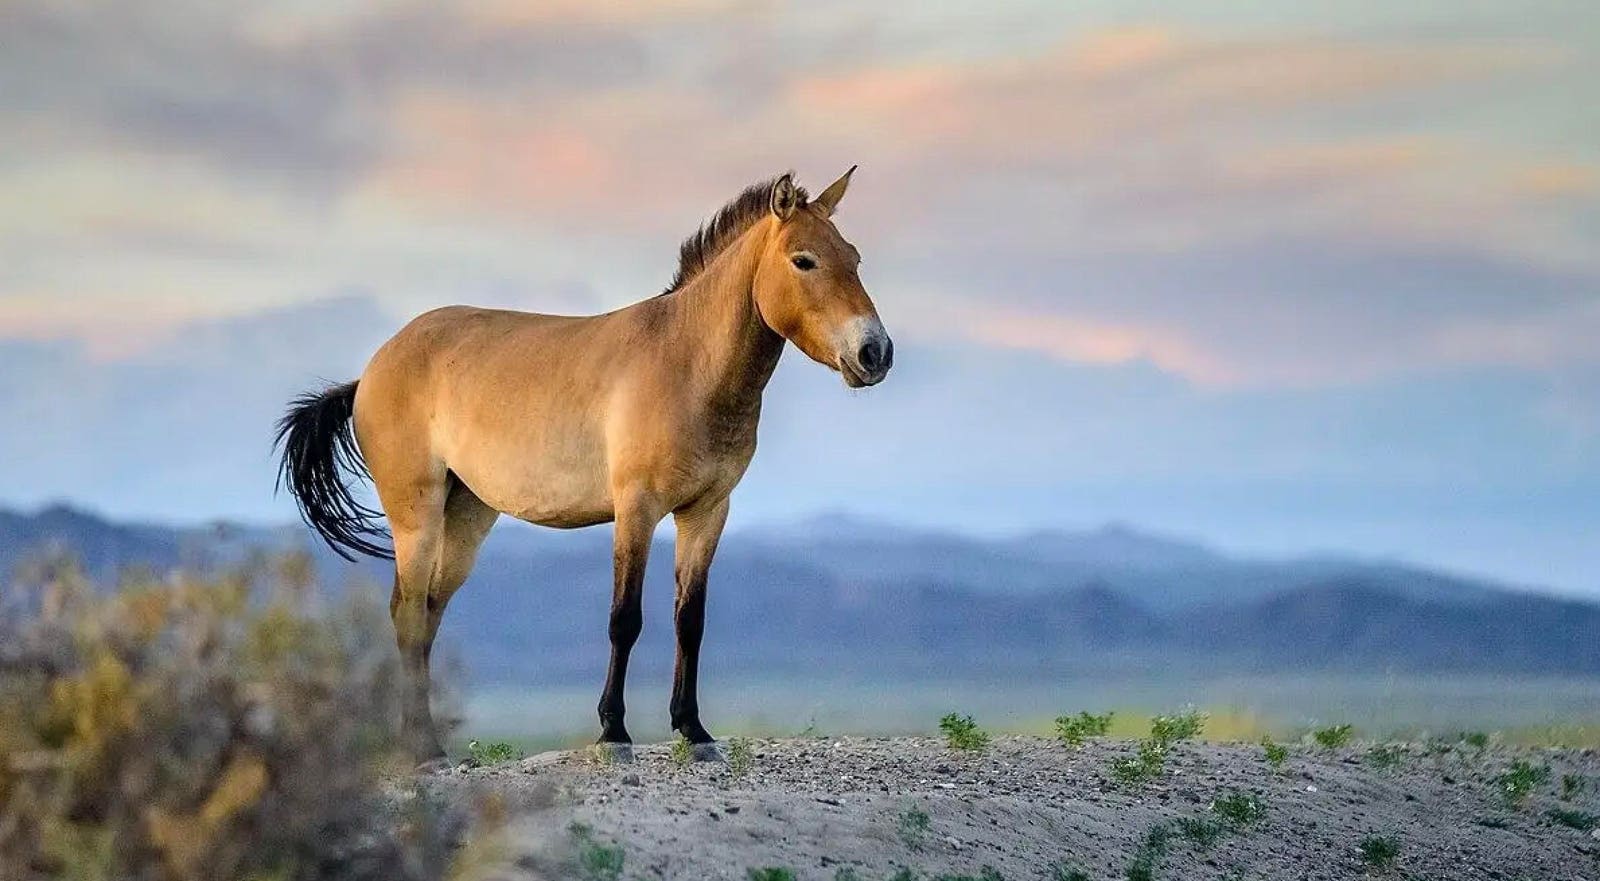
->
[665, 225, 785, 411]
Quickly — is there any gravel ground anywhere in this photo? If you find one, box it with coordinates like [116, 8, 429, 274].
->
[425, 736, 1600, 880]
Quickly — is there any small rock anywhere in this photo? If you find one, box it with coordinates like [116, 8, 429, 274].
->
[1306, 785, 1318, 792]
[621, 773, 642, 786]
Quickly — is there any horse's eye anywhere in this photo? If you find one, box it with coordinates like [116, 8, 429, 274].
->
[790, 254, 817, 271]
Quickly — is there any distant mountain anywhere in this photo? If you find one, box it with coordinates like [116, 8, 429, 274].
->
[2, 504, 1594, 683]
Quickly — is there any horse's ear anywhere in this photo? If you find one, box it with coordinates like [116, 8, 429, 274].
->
[813, 165, 856, 217]
[770, 173, 799, 220]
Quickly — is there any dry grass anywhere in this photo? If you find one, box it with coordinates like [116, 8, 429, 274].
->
[0, 552, 498, 881]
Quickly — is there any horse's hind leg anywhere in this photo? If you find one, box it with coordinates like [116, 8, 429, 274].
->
[387, 473, 498, 764]
[382, 465, 452, 763]
[422, 479, 499, 682]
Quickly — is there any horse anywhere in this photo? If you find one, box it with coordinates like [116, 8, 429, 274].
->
[275, 169, 892, 762]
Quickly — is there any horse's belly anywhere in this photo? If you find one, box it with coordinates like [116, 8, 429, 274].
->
[446, 431, 614, 528]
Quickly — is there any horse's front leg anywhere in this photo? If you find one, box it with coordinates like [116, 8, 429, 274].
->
[670, 496, 729, 750]
[596, 491, 661, 749]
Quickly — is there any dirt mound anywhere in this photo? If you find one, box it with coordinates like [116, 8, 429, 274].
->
[429, 736, 1600, 880]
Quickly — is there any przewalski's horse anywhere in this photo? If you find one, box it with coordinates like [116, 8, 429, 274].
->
[276, 169, 892, 761]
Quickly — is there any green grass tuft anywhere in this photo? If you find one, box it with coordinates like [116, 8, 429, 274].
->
[569, 822, 625, 881]
[1545, 807, 1599, 831]
[897, 803, 932, 849]
[939, 713, 991, 752]
[1357, 834, 1400, 871]
[1311, 724, 1354, 749]
[747, 869, 797, 881]
[1055, 711, 1115, 748]
[1261, 735, 1289, 771]
[670, 733, 693, 768]
[1149, 710, 1206, 746]
[1174, 816, 1227, 850]
[727, 736, 755, 777]
[466, 739, 522, 767]
[1497, 759, 1552, 808]
[1365, 744, 1404, 773]
[1211, 790, 1268, 828]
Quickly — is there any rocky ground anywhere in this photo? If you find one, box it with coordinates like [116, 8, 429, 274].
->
[424, 736, 1600, 881]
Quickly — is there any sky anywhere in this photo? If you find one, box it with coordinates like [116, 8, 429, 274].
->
[1, 1, 1597, 595]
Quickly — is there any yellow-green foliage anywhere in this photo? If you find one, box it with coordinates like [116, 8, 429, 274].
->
[0, 553, 488, 881]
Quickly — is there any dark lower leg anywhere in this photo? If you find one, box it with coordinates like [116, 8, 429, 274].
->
[670, 586, 712, 742]
[597, 505, 654, 744]
[597, 597, 642, 742]
[669, 498, 727, 745]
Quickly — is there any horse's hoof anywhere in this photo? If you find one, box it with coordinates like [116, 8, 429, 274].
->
[595, 742, 635, 764]
[691, 742, 725, 763]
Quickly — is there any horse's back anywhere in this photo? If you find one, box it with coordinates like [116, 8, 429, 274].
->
[355, 304, 635, 527]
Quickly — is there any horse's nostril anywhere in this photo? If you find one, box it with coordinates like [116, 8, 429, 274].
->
[857, 340, 882, 373]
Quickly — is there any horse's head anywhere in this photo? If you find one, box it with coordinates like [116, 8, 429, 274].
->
[754, 168, 893, 388]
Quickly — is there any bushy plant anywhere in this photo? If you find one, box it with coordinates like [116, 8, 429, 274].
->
[1211, 790, 1268, 828]
[0, 554, 485, 881]
[897, 804, 932, 849]
[1497, 759, 1552, 808]
[1357, 834, 1400, 871]
[569, 822, 625, 881]
[1149, 710, 1206, 746]
[727, 736, 755, 777]
[1545, 807, 1599, 831]
[1311, 724, 1355, 749]
[1055, 711, 1114, 748]
[467, 740, 522, 766]
[938, 713, 990, 752]
[1261, 735, 1289, 771]
[670, 733, 694, 767]
[1365, 744, 1404, 773]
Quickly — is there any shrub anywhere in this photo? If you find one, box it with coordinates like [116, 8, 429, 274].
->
[1055, 711, 1114, 748]
[1110, 740, 1168, 786]
[670, 733, 693, 767]
[1174, 816, 1226, 849]
[1052, 863, 1091, 881]
[727, 736, 755, 777]
[1459, 731, 1491, 750]
[897, 804, 932, 849]
[1261, 735, 1289, 771]
[1211, 791, 1267, 828]
[1561, 773, 1588, 801]
[0, 554, 480, 881]
[467, 740, 522, 766]
[1311, 724, 1354, 749]
[1365, 744, 1404, 773]
[1110, 709, 1204, 787]
[938, 713, 990, 752]
[1149, 710, 1205, 746]
[1545, 807, 1599, 831]
[569, 822, 625, 881]
[1497, 759, 1552, 808]
[1125, 823, 1172, 881]
[747, 869, 797, 881]
[1357, 834, 1400, 871]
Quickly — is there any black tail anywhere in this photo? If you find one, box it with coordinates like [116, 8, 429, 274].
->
[274, 381, 393, 561]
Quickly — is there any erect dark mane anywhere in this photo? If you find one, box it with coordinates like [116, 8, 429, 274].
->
[662, 174, 808, 296]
